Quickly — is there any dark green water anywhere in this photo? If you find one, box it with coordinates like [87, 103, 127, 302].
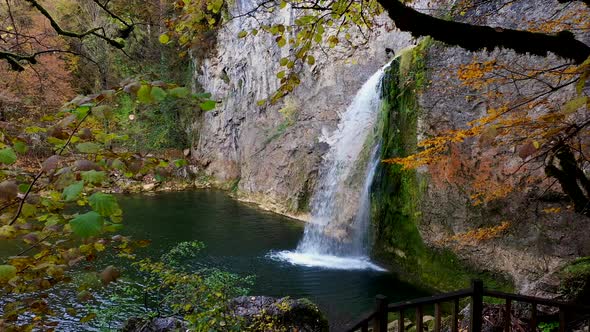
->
[116, 190, 426, 328]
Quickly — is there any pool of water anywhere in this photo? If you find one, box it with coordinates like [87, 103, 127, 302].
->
[116, 191, 427, 328]
[2, 190, 428, 330]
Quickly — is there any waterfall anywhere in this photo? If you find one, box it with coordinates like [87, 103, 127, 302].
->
[270, 63, 390, 271]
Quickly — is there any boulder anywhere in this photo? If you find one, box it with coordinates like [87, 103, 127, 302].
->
[122, 296, 328, 332]
[121, 317, 186, 332]
[230, 296, 329, 332]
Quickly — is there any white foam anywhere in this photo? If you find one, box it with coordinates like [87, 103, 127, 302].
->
[269, 251, 387, 272]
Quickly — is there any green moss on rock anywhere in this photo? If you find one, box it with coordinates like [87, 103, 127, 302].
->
[559, 257, 590, 304]
[372, 39, 511, 292]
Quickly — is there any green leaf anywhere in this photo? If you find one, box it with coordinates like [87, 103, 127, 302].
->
[279, 57, 289, 66]
[110, 159, 126, 170]
[168, 87, 190, 98]
[0, 265, 16, 282]
[0, 148, 17, 165]
[173, 159, 188, 167]
[18, 183, 31, 193]
[276, 36, 286, 47]
[81, 170, 106, 185]
[328, 35, 338, 48]
[159, 33, 170, 44]
[25, 126, 46, 134]
[151, 86, 168, 101]
[91, 105, 113, 120]
[13, 141, 28, 154]
[104, 223, 124, 232]
[22, 203, 37, 218]
[314, 33, 322, 43]
[73, 105, 91, 119]
[137, 85, 153, 104]
[76, 142, 102, 154]
[237, 31, 248, 38]
[277, 71, 286, 79]
[193, 92, 212, 99]
[89, 192, 121, 217]
[63, 181, 84, 202]
[199, 100, 217, 111]
[47, 137, 66, 148]
[307, 55, 315, 65]
[70, 211, 103, 238]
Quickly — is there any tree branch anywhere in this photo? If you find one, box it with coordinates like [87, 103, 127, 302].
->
[23, 0, 125, 48]
[558, 0, 590, 6]
[378, 0, 590, 64]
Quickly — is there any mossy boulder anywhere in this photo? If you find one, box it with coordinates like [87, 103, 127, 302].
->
[559, 257, 590, 304]
[230, 296, 329, 332]
[121, 317, 186, 332]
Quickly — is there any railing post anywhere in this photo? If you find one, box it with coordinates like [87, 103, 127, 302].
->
[434, 303, 442, 332]
[452, 298, 459, 332]
[373, 294, 388, 332]
[470, 279, 484, 332]
[504, 299, 511, 332]
[530, 302, 537, 330]
[416, 305, 424, 332]
[559, 306, 566, 332]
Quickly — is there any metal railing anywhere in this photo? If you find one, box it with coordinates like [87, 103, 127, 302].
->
[343, 280, 590, 332]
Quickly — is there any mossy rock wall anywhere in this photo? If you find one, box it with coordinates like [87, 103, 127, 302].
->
[372, 40, 510, 292]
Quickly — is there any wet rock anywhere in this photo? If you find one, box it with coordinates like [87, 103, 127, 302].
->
[142, 183, 156, 191]
[121, 317, 186, 332]
[230, 296, 329, 332]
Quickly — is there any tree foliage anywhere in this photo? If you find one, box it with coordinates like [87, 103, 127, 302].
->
[132, 241, 253, 331]
[0, 79, 215, 329]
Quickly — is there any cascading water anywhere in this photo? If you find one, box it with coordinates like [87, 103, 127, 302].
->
[271, 63, 391, 271]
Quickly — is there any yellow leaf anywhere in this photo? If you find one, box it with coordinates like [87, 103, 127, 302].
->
[158, 33, 170, 44]
[94, 242, 106, 252]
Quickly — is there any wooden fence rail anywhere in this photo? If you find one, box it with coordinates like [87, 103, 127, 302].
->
[343, 279, 590, 332]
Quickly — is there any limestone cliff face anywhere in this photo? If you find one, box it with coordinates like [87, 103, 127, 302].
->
[191, 0, 411, 218]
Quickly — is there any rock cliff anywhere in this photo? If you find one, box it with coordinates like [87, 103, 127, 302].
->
[191, 0, 411, 218]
